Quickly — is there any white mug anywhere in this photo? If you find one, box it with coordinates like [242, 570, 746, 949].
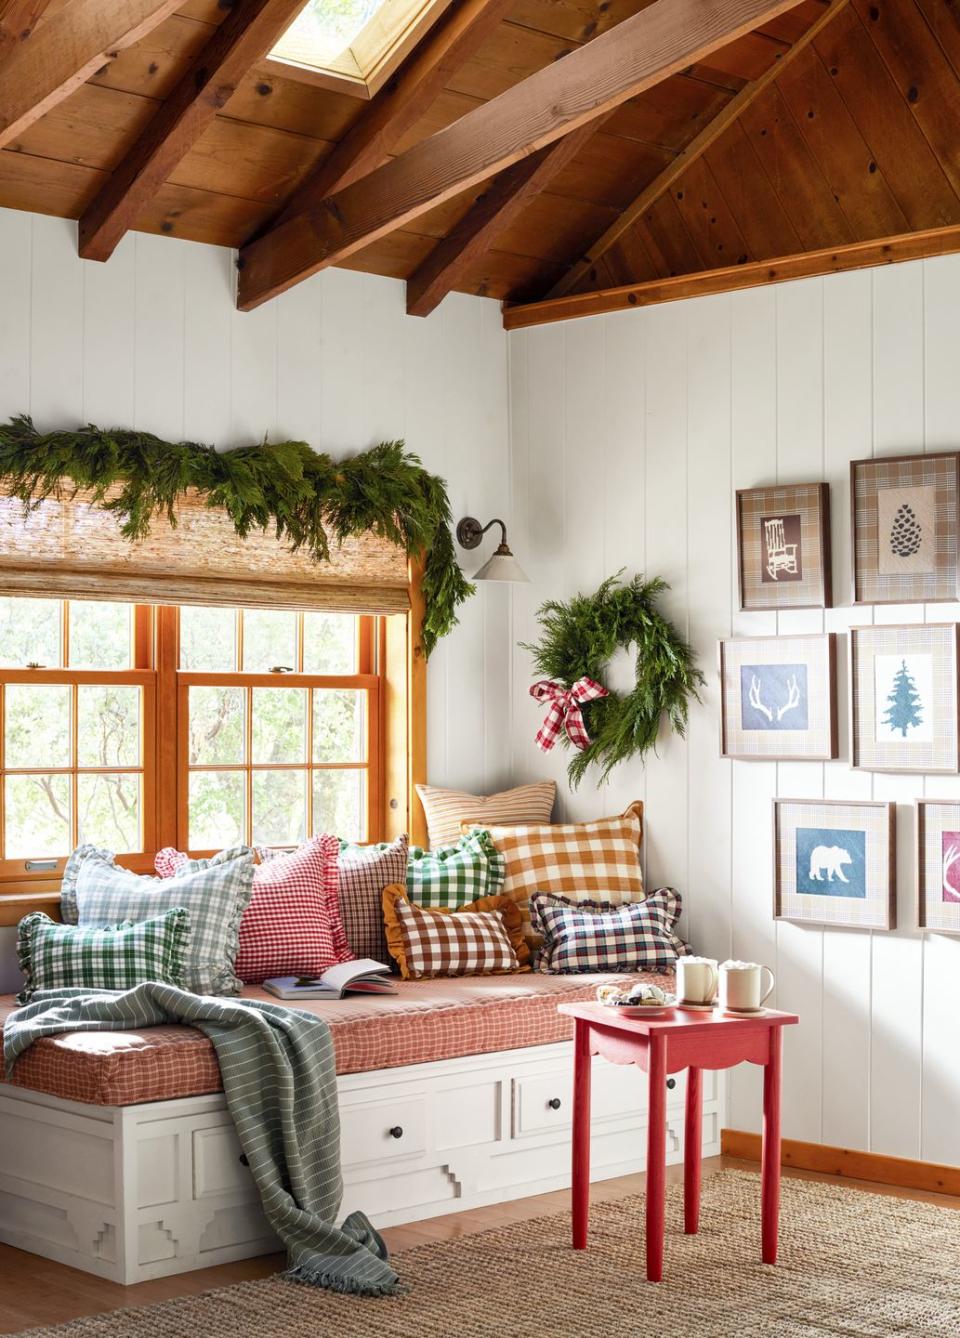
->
[676, 956, 718, 1006]
[719, 960, 775, 1012]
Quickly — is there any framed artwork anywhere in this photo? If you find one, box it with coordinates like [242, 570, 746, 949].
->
[719, 633, 837, 760]
[736, 482, 831, 611]
[851, 452, 960, 604]
[774, 799, 896, 930]
[916, 800, 960, 934]
[850, 624, 960, 774]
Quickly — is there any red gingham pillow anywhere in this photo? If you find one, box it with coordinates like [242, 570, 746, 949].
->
[155, 837, 351, 982]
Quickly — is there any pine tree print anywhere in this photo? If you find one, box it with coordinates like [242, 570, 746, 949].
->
[882, 659, 924, 737]
[890, 502, 922, 557]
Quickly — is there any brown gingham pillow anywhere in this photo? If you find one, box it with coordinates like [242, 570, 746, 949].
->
[530, 888, 683, 975]
[416, 780, 556, 849]
[382, 884, 529, 980]
[337, 834, 409, 962]
[468, 801, 644, 944]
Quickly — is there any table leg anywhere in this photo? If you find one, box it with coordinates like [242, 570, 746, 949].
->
[572, 1018, 592, 1250]
[761, 1026, 783, 1265]
[684, 1066, 702, 1234]
[646, 1033, 667, 1282]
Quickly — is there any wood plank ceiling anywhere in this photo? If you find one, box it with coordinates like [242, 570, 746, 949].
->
[0, 0, 958, 324]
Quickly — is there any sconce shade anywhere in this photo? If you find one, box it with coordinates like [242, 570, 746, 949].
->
[473, 548, 529, 583]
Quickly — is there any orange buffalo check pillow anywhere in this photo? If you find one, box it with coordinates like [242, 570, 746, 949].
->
[382, 885, 530, 980]
[468, 802, 645, 943]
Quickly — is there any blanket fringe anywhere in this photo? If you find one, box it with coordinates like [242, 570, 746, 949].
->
[282, 1262, 408, 1297]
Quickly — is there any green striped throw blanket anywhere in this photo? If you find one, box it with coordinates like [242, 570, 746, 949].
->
[3, 983, 400, 1297]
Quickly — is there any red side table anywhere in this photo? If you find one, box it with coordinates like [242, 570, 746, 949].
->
[558, 1002, 799, 1282]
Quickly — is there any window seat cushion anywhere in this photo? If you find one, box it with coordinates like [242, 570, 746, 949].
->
[0, 970, 674, 1107]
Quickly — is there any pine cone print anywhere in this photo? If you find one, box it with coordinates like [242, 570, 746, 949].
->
[889, 502, 922, 558]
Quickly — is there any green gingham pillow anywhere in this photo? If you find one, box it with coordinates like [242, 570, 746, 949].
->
[16, 909, 189, 1004]
[62, 844, 255, 995]
[406, 830, 505, 908]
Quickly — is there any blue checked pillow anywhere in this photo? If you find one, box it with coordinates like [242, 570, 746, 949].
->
[530, 888, 684, 975]
[16, 909, 189, 1004]
[406, 830, 505, 908]
[61, 844, 254, 995]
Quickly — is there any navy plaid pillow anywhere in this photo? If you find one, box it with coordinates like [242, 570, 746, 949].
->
[530, 888, 683, 975]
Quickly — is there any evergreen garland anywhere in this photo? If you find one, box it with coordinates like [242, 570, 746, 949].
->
[522, 572, 705, 787]
[0, 415, 473, 657]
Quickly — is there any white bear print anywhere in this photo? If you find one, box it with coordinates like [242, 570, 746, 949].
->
[808, 845, 852, 883]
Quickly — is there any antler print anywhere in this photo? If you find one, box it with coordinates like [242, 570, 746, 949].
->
[748, 675, 773, 722]
[776, 674, 802, 722]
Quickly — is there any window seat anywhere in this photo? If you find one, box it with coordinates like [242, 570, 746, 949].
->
[0, 971, 673, 1107]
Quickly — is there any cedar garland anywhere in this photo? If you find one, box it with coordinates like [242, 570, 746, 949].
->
[0, 415, 473, 656]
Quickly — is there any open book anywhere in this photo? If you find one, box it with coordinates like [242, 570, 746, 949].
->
[263, 959, 396, 1000]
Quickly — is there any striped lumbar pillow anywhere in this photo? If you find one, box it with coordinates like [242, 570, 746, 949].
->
[16, 908, 189, 1003]
[382, 885, 527, 980]
[415, 780, 556, 849]
[406, 830, 505, 908]
[530, 888, 682, 975]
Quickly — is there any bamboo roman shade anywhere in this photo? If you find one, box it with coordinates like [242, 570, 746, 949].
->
[0, 485, 411, 612]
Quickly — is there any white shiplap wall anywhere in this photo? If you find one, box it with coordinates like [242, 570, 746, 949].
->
[0, 207, 512, 991]
[507, 257, 960, 1165]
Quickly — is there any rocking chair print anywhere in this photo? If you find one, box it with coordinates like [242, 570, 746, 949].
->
[764, 517, 799, 582]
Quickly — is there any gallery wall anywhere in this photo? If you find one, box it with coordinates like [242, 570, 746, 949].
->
[506, 256, 960, 1165]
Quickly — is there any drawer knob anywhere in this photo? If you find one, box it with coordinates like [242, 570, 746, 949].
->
[547, 1097, 562, 1110]
[388, 1125, 404, 1139]
[666, 1078, 677, 1091]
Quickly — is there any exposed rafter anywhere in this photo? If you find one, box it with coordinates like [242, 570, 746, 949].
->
[237, 0, 806, 310]
[405, 118, 611, 317]
[0, 0, 50, 66]
[545, 0, 850, 300]
[0, 0, 184, 149]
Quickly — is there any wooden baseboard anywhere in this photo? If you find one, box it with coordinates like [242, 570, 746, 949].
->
[722, 1129, 960, 1198]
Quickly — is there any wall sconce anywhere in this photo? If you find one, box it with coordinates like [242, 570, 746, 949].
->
[456, 516, 529, 583]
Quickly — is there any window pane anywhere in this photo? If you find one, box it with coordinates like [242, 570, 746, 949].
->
[252, 688, 307, 764]
[313, 689, 365, 763]
[188, 771, 245, 849]
[241, 609, 297, 672]
[180, 606, 237, 672]
[313, 768, 364, 841]
[189, 686, 245, 765]
[5, 774, 71, 857]
[68, 601, 133, 669]
[78, 774, 141, 851]
[77, 685, 141, 767]
[252, 770, 307, 847]
[4, 683, 71, 768]
[302, 613, 357, 674]
[0, 597, 62, 668]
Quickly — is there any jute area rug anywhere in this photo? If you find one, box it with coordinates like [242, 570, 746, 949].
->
[16, 1170, 960, 1338]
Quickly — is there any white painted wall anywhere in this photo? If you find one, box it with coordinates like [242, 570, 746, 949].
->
[507, 257, 960, 1165]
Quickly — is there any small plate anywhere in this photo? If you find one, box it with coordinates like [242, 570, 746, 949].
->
[676, 1001, 716, 1013]
[608, 1000, 676, 1019]
[721, 1005, 767, 1016]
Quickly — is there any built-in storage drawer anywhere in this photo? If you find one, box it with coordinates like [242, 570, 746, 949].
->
[339, 1093, 428, 1168]
[512, 1061, 706, 1139]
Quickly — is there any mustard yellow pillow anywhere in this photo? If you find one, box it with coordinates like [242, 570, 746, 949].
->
[382, 884, 531, 980]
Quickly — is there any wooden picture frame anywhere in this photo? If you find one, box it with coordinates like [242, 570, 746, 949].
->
[850, 623, 960, 775]
[851, 451, 960, 605]
[719, 633, 837, 761]
[916, 799, 960, 935]
[773, 798, 896, 931]
[736, 482, 831, 611]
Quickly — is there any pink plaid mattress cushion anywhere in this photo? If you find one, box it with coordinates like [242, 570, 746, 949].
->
[0, 970, 674, 1107]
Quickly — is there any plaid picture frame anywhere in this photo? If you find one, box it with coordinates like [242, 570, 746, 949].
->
[530, 889, 683, 975]
[774, 799, 896, 930]
[737, 483, 831, 610]
[852, 453, 960, 604]
[719, 633, 837, 760]
[851, 624, 959, 774]
[16, 908, 189, 1003]
[916, 800, 960, 935]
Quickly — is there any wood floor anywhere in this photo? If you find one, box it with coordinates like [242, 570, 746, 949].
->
[2, 1155, 958, 1334]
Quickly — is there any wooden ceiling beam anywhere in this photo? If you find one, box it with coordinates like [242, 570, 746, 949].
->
[237, 0, 806, 310]
[78, 0, 307, 262]
[0, 0, 184, 150]
[405, 117, 611, 317]
[502, 223, 960, 329]
[0, 0, 50, 66]
[263, 0, 517, 238]
[544, 0, 850, 300]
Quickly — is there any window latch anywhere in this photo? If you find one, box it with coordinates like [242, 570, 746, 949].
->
[25, 859, 58, 871]
[268, 665, 294, 674]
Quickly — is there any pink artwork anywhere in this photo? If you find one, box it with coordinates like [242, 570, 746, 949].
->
[942, 833, 960, 902]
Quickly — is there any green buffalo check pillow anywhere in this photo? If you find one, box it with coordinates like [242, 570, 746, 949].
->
[406, 830, 505, 908]
[61, 844, 255, 995]
[16, 909, 189, 1004]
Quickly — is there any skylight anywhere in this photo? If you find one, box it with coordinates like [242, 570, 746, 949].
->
[276, 0, 384, 69]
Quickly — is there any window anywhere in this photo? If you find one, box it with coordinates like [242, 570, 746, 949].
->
[0, 600, 384, 885]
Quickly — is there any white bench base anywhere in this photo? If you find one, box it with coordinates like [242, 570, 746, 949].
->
[0, 1041, 721, 1284]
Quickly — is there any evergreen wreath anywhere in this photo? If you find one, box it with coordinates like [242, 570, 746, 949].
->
[522, 572, 705, 787]
[0, 415, 473, 658]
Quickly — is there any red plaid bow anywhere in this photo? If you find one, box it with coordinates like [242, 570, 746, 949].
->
[530, 677, 609, 752]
